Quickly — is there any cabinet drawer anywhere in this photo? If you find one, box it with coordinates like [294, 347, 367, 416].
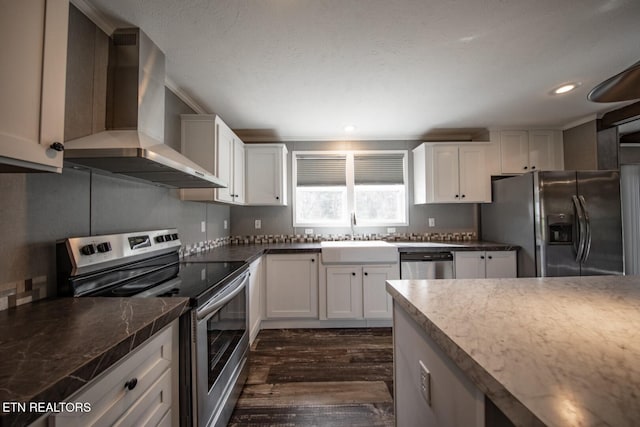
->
[49, 324, 174, 427]
[113, 369, 172, 427]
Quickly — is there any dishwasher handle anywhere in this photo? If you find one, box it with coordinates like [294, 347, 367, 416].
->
[400, 252, 453, 262]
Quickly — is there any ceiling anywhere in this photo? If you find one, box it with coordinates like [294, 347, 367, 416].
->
[82, 0, 640, 141]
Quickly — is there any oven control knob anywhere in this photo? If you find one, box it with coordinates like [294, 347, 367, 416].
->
[96, 242, 112, 253]
[80, 244, 96, 256]
[155, 235, 165, 243]
[171, 233, 179, 240]
[164, 234, 174, 241]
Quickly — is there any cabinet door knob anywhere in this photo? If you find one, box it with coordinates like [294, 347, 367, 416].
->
[461, 194, 466, 198]
[50, 142, 64, 152]
[488, 255, 493, 259]
[523, 166, 528, 170]
[480, 255, 485, 259]
[531, 166, 536, 170]
[124, 378, 138, 391]
[311, 258, 315, 262]
[364, 272, 368, 276]
[276, 196, 280, 200]
[455, 194, 459, 198]
[352, 272, 356, 276]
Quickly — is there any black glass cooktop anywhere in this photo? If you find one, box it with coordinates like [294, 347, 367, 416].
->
[72, 254, 246, 306]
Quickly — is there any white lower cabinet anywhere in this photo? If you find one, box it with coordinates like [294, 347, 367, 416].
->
[248, 257, 264, 343]
[48, 321, 178, 427]
[265, 254, 319, 318]
[454, 251, 517, 279]
[394, 302, 485, 427]
[325, 264, 398, 320]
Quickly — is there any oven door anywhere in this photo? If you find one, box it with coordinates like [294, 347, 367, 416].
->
[193, 271, 249, 427]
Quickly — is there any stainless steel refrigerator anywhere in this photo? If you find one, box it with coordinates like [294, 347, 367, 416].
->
[481, 171, 623, 277]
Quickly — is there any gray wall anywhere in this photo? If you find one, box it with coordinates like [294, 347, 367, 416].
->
[563, 120, 598, 170]
[230, 140, 478, 236]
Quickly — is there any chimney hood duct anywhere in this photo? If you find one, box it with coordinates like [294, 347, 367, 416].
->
[64, 28, 226, 189]
[588, 60, 640, 103]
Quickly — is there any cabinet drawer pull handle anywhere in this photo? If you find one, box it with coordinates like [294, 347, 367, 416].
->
[124, 378, 138, 391]
[50, 142, 64, 152]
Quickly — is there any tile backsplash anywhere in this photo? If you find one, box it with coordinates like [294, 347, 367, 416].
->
[0, 276, 47, 311]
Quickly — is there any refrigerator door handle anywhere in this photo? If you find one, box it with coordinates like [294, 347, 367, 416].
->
[572, 195, 586, 262]
[579, 195, 592, 263]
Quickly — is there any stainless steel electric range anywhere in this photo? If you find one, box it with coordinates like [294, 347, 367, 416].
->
[56, 229, 249, 427]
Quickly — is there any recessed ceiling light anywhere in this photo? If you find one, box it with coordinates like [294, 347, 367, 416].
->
[344, 125, 356, 133]
[552, 82, 581, 95]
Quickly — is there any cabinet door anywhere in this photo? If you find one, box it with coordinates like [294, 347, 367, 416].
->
[458, 145, 490, 203]
[215, 119, 234, 203]
[265, 254, 318, 318]
[529, 130, 559, 171]
[246, 145, 286, 205]
[326, 267, 363, 319]
[248, 257, 263, 344]
[485, 251, 517, 278]
[0, 0, 68, 172]
[233, 139, 245, 204]
[363, 265, 398, 319]
[432, 145, 460, 202]
[454, 252, 486, 278]
[500, 131, 529, 174]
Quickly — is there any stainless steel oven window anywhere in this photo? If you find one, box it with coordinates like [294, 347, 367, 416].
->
[194, 272, 249, 427]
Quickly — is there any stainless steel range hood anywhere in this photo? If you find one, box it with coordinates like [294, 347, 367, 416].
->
[64, 28, 226, 189]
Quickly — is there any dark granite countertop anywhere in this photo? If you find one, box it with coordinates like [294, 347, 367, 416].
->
[184, 241, 517, 263]
[0, 297, 189, 427]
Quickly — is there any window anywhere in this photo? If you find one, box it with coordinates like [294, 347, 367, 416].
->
[293, 151, 407, 227]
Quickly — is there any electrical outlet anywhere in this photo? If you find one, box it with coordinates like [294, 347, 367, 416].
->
[255, 219, 261, 229]
[223, 220, 228, 230]
[419, 360, 431, 406]
[428, 218, 436, 227]
[201, 221, 206, 233]
[387, 227, 396, 233]
[304, 228, 313, 235]
[201, 268, 206, 281]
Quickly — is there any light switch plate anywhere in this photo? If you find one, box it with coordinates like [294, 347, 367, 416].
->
[223, 220, 228, 229]
[201, 221, 206, 233]
[255, 219, 262, 229]
[419, 360, 431, 406]
[428, 218, 436, 227]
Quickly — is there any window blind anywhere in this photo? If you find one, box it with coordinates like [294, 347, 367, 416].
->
[354, 154, 405, 185]
[296, 155, 347, 186]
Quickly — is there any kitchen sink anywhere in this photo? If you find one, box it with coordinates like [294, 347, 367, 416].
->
[320, 241, 398, 264]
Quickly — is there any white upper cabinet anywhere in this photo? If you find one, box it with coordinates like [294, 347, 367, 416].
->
[245, 144, 288, 206]
[180, 115, 245, 204]
[0, 0, 69, 172]
[500, 130, 563, 174]
[413, 143, 491, 204]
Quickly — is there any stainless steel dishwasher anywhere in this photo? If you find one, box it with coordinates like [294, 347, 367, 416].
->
[400, 252, 454, 279]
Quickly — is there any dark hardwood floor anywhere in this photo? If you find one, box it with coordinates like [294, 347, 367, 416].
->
[228, 328, 394, 427]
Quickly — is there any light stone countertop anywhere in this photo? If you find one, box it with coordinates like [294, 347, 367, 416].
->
[386, 276, 640, 427]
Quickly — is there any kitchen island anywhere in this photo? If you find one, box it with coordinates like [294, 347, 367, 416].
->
[386, 276, 640, 427]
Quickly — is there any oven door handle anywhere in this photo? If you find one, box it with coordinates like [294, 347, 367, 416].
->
[196, 272, 248, 322]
